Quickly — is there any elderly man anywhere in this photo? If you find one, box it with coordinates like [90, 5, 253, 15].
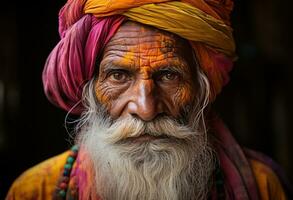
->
[6, 0, 292, 199]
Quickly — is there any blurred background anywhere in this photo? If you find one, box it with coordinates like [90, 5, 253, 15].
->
[0, 0, 292, 198]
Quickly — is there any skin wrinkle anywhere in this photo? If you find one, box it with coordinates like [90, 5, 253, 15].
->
[103, 49, 170, 59]
[95, 21, 198, 120]
[102, 56, 189, 73]
[96, 81, 126, 104]
[104, 43, 182, 52]
[108, 36, 178, 50]
[103, 33, 183, 66]
[100, 57, 190, 82]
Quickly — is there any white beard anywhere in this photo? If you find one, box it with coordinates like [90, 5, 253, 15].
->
[76, 111, 216, 200]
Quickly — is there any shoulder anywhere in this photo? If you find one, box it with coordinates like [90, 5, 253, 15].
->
[250, 158, 287, 200]
[6, 151, 70, 200]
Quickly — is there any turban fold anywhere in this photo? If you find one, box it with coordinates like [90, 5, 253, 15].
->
[43, 15, 125, 114]
[43, 0, 235, 114]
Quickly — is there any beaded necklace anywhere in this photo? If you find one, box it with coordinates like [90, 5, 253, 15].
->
[55, 145, 79, 199]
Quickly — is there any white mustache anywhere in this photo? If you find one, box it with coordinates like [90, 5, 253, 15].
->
[102, 116, 201, 144]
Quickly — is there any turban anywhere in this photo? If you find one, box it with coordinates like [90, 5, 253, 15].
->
[43, 0, 235, 115]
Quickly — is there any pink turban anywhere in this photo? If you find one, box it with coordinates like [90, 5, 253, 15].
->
[43, 14, 125, 114]
[43, 0, 235, 115]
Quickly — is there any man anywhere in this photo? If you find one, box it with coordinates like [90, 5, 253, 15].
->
[6, 0, 292, 199]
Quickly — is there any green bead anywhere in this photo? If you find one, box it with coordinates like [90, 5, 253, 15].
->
[67, 157, 75, 164]
[64, 164, 72, 170]
[59, 190, 66, 197]
[71, 145, 79, 152]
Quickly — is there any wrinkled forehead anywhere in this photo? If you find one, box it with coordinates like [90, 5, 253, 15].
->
[100, 21, 197, 74]
[104, 21, 192, 56]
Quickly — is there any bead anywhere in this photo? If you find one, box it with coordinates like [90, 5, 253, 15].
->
[67, 157, 75, 164]
[63, 170, 70, 176]
[71, 145, 79, 153]
[64, 164, 72, 170]
[59, 182, 68, 189]
[59, 190, 66, 197]
[61, 176, 69, 183]
[55, 146, 79, 199]
[69, 151, 77, 158]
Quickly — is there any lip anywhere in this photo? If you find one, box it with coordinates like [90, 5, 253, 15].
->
[134, 135, 157, 142]
[127, 134, 169, 143]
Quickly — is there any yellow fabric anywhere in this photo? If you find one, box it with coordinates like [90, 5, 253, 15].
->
[124, 2, 235, 56]
[84, 1, 235, 57]
[5, 151, 70, 200]
[84, 0, 170, 16]
[250, 159, 287, 200]
[6, 152, 287, 200]
[84, 0, 233, 23]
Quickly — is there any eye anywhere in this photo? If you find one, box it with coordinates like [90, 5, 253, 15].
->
[108, 71, 130, 83]
[160, 71, 179, 82]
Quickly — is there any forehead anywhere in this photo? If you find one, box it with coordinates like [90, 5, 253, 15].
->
[101, 21, 193, 71]
[106, 21, 187, 48]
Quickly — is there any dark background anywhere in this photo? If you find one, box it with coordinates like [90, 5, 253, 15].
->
[0, 0, 292, 198]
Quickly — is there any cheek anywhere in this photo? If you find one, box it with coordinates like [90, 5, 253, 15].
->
[94, 82, 110, 106]
[176, 84, 194, 107]
[161, 83, 194, 114]
[94, 81, 127, 108]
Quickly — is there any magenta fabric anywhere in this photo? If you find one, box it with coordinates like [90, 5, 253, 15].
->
[211, 115, 260, 200]
[213, 50, 233, 87]
[42, 14, 125, 114]
[58, 0, 86, 38]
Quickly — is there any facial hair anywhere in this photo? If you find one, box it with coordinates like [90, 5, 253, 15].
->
[76, 104, 216, 200]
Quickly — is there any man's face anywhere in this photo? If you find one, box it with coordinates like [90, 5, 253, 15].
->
[80, 21, 213, 200]
[95, 21, 197, 122]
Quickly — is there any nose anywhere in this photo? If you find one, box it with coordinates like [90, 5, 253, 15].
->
[127, 79, 161, 121]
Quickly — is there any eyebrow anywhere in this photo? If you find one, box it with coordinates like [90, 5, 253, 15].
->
[151, 64, 186, 75]
[101, 62, 136, 74]
[101, 59, 189, 75]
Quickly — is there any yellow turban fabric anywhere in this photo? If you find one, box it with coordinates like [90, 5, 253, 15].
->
[84, 0, 235, 57]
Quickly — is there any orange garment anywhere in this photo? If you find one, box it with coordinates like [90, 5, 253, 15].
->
[5, 151, 69, 200]
[250, 159, 286, 200]
[6, 151, 287, 200]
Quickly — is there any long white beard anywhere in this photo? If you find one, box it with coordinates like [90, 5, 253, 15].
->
[76, 110, 215, 200]
[75, 70, 214, 200]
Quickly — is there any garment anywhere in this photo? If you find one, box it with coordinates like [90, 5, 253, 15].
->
[43, 0, 235, 115]
[6, 117, 291, 200]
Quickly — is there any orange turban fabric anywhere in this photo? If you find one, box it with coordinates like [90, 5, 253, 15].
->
[43, 0, 235, 114]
